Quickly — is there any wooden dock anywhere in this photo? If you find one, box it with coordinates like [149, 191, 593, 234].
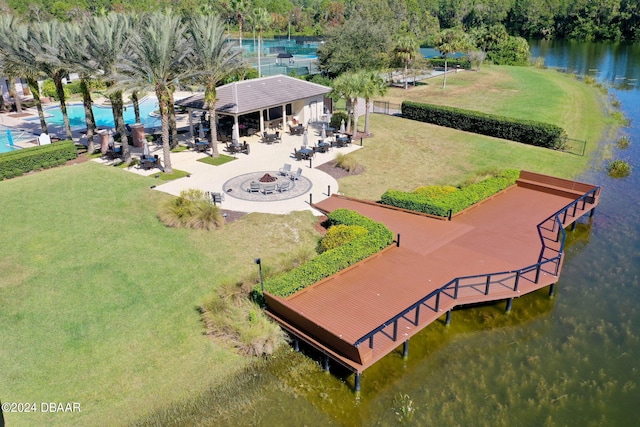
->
[264, 172, 601, 390]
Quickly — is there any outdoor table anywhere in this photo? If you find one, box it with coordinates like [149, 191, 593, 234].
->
[299, 147, 313, 159]
[195, 141, 210, 152]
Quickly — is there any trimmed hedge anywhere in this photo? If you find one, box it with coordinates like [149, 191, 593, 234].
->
[402, 101, 567, 149]
[381, 170, 520, 217]
[263, 209, 394, 297]
[428, 57, 471, 70]
[0, 141, 77, 180]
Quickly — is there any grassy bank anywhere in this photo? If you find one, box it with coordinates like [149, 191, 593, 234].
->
[340, 66, 609, 200]
[0, 162, 319, 426]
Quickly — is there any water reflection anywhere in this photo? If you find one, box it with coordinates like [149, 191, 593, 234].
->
[530, 40, 640, 90]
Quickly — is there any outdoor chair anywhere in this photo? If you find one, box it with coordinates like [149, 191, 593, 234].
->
[248, 182, 261, 193]
[278, 181, 291, 192]
[206, 191, 225, 205]
[241, 141, 250, 154]
[293, 148, 304, 161]
[279, 163, 292, 176]
[262, 183, 276, 195]
[290, 167, 302, 181]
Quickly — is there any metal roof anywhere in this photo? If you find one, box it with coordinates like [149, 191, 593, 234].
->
[175, 75, 332, 115]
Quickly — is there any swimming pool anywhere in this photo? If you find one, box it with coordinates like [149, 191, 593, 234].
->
[0, 125, 31, 154]
[33, 97, 160, 130]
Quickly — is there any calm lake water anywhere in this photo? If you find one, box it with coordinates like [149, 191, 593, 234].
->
[191, 42, 640, 426]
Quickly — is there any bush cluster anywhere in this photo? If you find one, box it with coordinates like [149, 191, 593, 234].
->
[157, 189, 224, 230]
[401, 101, 567, 149]
[428, 58, 471, 69]
[318, 224, 369, 253]
[381, 170, 520, 217]
[0, 141, 77, 180]
[263, 209, 394, 297]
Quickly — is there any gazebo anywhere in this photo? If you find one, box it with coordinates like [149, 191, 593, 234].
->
[175, 75, 332, 142]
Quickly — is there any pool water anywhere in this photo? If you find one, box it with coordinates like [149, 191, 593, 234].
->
[36, 97, 160, 130]
[0, 125, 30, 153]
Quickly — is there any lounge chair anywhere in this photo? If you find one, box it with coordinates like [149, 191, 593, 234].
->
[262, 183, 276, 195]
[278, 181, 291, 192]
[248, 182, 261, 193]
[290, 167, 302, 181]
[279, 163, 292, 176]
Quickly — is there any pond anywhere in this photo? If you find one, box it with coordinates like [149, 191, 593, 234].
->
[159, 41, 640, 426]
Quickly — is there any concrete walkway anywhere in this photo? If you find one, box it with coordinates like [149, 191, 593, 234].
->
[97, 122, 363, 215]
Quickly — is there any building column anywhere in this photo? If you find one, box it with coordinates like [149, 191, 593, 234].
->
[282, 103, 287, 129]
[259, 110, 265, 134]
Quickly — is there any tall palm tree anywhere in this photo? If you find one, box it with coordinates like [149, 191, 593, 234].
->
[61, 21, 98, 153]
[1, 19, 49, 133]
[434, 29, 472, 89]
[84, 13, 133, 162]
[31, 20, 74, 140]
[393, 35, 420, 90]
[332, 71, 357, 134]
[187, 15, 242, 157]
[359, 70, 388, 136]
[118, 11, 192, 174]
[252, 8, 271, 78]
[230, 0, 248, 51]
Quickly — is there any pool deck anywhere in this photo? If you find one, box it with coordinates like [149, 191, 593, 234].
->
[263, 172, 600, 386]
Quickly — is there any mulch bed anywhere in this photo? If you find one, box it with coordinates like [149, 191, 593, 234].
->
[315, 160, 363, 180]
[222, 210, 247, 224]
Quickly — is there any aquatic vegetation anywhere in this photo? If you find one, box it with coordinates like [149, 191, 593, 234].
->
[607, 159, 632, 178]
[616, 135, 631, 149]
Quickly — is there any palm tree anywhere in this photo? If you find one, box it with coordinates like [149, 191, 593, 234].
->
[393, 35, 420, 90]
[252, 8, 271, 78]
[332, 71, 357, 134]
[60, 21, 98, 153]
[187, 15, 242, 157]
[31, 20, 74, 140]
[118, 11, 192, 174]
[0, 15, 52, 133]
[230, 0, 248, 50]
[359, 70, 388, 136]
[84, 13, 133, 162]
[434, 29, 472, 89]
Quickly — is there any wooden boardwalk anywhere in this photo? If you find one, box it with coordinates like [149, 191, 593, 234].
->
[264, 172, 600, 389]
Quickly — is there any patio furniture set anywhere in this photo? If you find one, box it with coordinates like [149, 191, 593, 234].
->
[262, 131, 282, 144]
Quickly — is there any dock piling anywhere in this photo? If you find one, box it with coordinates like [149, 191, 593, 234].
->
[549, 283, 556, 297]
[445, 310, 452, 326]
[506, 298, 513, 312]
[402, 340, 409, 358]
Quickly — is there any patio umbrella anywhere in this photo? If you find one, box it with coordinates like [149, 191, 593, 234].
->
[198, 123, 205, 140]
[6, 129, 14, 146]
[302, 129, 308, 146]
[143, 140, 150, 157]
[340, 119, 345, 134]
[321, 123, 326, 140]
[232, 122, 240, 144]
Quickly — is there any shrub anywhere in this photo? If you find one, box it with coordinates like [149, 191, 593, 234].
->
[263, 209, 394, 297]
[402, 101, 567, 149]
[157, 189, 224, 230]
[201, 280, 287, 357]
[616, 136, 631, 149]
[607, 159, 631, 178]
[0, 141, 77, 180]
[319, 224, 369, 253]
[413, 185, 458, 198]
[381, 170, 520, 217]
[330, 111, 348, 129]
[335, 152, 361, 172]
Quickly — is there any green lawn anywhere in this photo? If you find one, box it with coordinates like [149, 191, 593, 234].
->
[340, 66, 610, 200]
[0, 66, 612, 426]
[0, 163, 319, 426]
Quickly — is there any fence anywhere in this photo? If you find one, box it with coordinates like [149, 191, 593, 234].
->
[372, 101, 402, 116]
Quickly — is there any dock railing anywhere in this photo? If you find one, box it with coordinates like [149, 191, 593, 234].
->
[354, 186, 600, 350]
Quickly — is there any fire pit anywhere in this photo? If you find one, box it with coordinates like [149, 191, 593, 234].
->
[258, 173, 277, 183]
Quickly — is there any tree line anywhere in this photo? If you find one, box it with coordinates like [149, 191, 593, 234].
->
[0, 0, 638, 42]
